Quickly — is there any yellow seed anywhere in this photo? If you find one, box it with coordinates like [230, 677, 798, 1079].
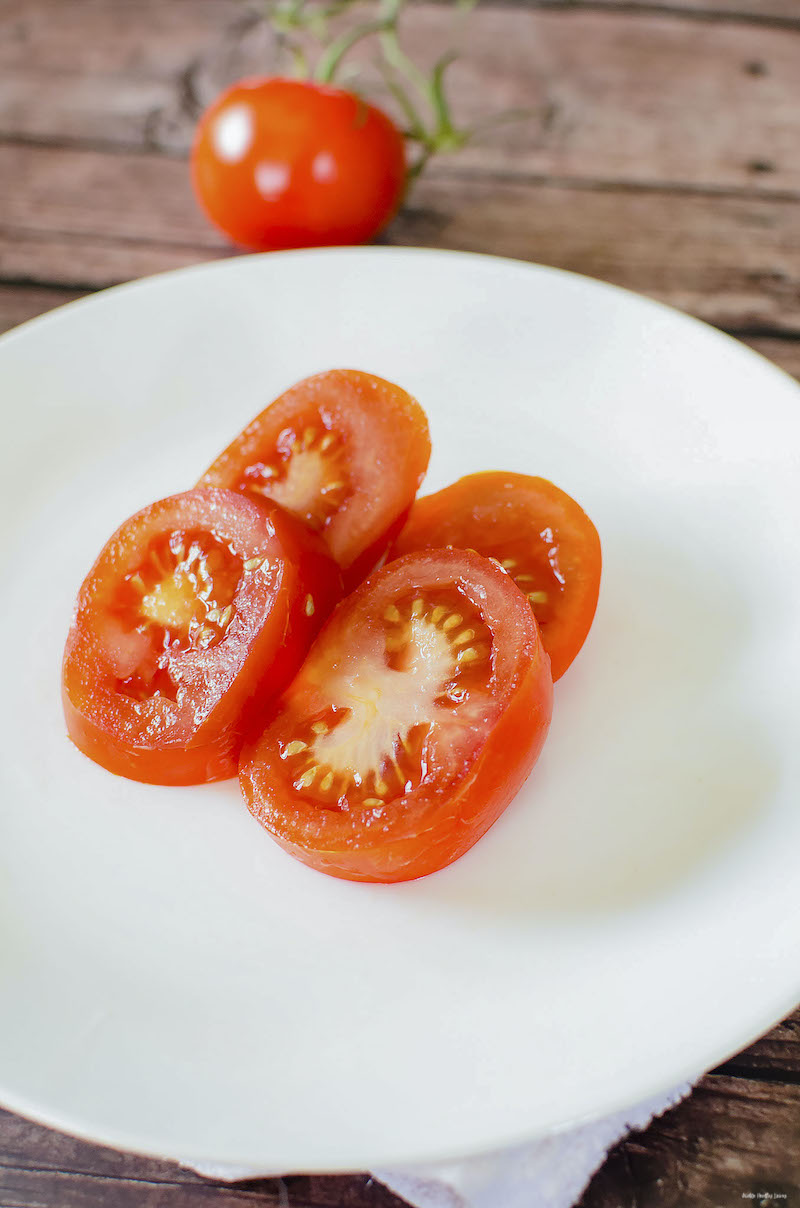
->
[385, 634, 406, 653]
[197, 626, 216, 648]
[320, 433, 336, 451]
[319, 771, 334, 792]
[528, 590, 548, 605]
[501, 558, 516, 569]
[129, 572, 146, 592]
[374, 778, 389, 797]
[431, 605, 447, 625]
[443, 613, 462, 631]
[322, 480, 345, 495]
[295, 768, 317, 789]
[452, 628, 476, 647]
[219, 605, 234, 627]
[363, 797, 383, 807]
[457, 646, 479, 664]
[205, 607, 221, 623]
[384, 604, 401, 623]
[412, 598, 424, 616]
[304, 594, 315, 616]
[284, 740, 307, 757]
[244, 556, 263, 572]
[303, 427, 317, 448]
[311, 721, 328, 735]
[515, 573, 534, 583]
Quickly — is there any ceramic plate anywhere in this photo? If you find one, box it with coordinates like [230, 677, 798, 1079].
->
[2, 248, 799, 1170]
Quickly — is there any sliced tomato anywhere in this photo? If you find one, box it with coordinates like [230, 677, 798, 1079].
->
[198, 370, 431, 589]
[391, 473, 601, 681]
[240, 549, 553, 883]
[62, 488, 342, 785]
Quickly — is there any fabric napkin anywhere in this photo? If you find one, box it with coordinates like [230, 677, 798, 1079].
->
[187, 1080, 694, 1207]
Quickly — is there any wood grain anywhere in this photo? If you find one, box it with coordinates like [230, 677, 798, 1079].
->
[568, 0, 800, 20]
[3, 2, 800, 194]
[2, 142, 800, 331]
[0, 1111, 405, 1207]
[0, 284, 87, 334]
[581, 1074, 800, 1206]
[715, 1006, 800, 1078]
[393, 172, 800, 331]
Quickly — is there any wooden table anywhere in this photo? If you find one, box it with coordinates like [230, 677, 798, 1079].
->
[2, 0, 800, 1203]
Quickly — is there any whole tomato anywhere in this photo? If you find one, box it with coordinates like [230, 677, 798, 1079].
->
[191, 77, 407, 251]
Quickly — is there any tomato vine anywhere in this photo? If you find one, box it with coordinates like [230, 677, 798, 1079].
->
[248, 0, 482, 182]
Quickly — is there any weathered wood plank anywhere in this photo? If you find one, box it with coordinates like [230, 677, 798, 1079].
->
[715, 1005, 800, 1077]
[0, 1165, 405, 1207]
[0, 285, 88, 335]
[571, 0, 800, 20]
[0, 1112, 404, 1206]
[3, 2, 800, 195]
[394, 172, 800, 332]
[3, 143, 800, 331]
[581, 1074, 800, 1206]
[742, 337, 800, 380]
[0, 0, 233, 73]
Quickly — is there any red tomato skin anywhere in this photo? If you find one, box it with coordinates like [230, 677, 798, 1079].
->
[199, 369, 431, 590]
[191, 78, 406, 251]
[239, 550, 553, 882]
[62, 489, 342, 786]
[392, 472, 602, 680]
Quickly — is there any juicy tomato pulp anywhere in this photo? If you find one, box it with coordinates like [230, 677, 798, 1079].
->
[191, 78, 406, 251]
[240, 550, 553, 882]
[391, 473, 601, 680]
[62, 489, 342, 785]
[199, 370, 431, 590]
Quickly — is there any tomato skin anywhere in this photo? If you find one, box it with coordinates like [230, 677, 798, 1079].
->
[240, 550, 553, 882]
[391, 472, 602, 680]
[199, 369, 431, 591]
[191, 78, 406, 251]
[62, 489, 342, 785]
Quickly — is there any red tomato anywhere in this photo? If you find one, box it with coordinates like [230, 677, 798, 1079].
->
[391, 473, 602, 681]
[199, 369, 431, 590]
[62, 488, 342, 785]
[190, 78, 406, 250]
[240, 549, 553, 882]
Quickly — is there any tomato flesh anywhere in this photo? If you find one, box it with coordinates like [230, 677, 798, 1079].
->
[190, 78, 406, 251]
[199, 370, 431, 589]
[240, 549, 553, 882]
[391, 472, 602, 680]
[62, 488, 342, 785]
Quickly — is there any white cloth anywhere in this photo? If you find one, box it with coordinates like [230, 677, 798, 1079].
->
[187, 1080, 694, 1208]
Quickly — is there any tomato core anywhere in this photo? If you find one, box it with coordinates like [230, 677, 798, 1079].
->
[275, 585, 492, 812]
[240, 417, 350, 533]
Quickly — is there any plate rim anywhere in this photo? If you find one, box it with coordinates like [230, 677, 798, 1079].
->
[2, 244, 800, 1170]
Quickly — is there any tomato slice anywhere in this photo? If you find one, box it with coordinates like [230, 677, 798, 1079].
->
[198, 370, 431, 589]
[62, 488, 342, 785]
[240, 549, 553, 882]
[391, 473, 601, 681]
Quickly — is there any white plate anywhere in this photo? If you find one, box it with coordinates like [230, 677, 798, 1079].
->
[1, 247, 799, 1171]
